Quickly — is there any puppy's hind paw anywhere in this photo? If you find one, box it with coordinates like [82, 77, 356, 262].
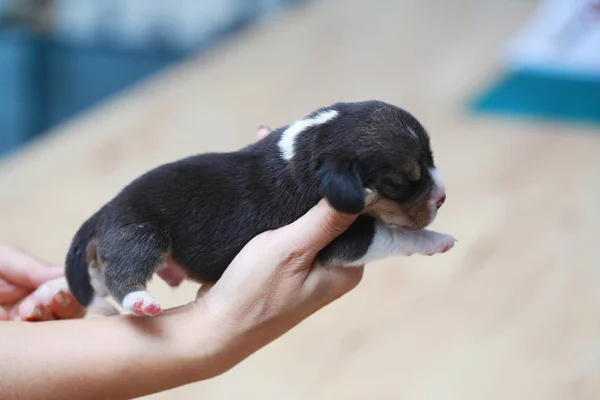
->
[122, 291, 163, 317]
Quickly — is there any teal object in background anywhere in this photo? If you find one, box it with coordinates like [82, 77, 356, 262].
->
[0, 30, 183, 158]
[0, 0, 313, 159]
[470, 69, 600, 126]
[44, 42, 183, 128]
[0, 30, 43, 156]
[468, 0, 600, 127]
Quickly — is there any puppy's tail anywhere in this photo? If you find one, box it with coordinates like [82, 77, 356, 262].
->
[65, 212, 99, 307]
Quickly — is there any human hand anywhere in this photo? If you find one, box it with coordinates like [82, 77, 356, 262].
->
[196, 199, 362, 355]
[0, 244, 85, 321]
[190, 125, 363, 369]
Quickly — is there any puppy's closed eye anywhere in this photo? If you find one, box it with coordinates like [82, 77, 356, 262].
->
[379, 179, 418, 202]
[317, 158, 365, 214]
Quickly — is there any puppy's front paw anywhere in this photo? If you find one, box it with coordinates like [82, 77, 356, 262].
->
[122, 291, 163, 317]
[422, 232, 457, 256]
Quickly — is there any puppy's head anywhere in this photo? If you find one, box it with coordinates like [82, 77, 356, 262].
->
[302, 100, 446, 230]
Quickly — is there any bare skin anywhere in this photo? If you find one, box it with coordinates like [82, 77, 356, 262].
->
[0, 244, 85, 321]
[0, 125, 364, 400]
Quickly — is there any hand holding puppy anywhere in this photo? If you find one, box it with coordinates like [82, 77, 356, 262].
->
[196, 197, 363, 363]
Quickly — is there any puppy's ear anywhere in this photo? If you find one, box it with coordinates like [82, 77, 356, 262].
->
[317, 157, 365, 214]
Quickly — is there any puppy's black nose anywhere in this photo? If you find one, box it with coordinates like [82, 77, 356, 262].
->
[436, 195, 446, 209]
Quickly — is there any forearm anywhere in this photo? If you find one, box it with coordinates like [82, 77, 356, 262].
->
[0, 304, 231, 400]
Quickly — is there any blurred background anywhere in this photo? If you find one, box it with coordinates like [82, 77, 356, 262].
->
[0, 0, 312, 157]
[0, 0, 598, 158]
[1, 0, 600, 399]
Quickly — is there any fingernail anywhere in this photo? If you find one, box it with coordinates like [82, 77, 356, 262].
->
[54, 291, 71, 308]
[27, 305, 42, 320]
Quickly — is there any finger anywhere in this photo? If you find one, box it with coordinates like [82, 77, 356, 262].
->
[277, 198, 359, 257]
[20, 302, 56, 322]
[32, 304, 55, 321]
[47, 290, 86, 320]
[18, 277, 71, 320]
[0, 279, 30, 304]
[0, 244, 65, 289]
[256, 124, 272, 140]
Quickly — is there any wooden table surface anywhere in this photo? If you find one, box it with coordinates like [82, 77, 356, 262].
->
[2, 0, 600, 398]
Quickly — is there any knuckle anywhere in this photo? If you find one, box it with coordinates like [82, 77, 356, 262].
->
[320, 213, 347, 237]
[279, 249, 306, 267]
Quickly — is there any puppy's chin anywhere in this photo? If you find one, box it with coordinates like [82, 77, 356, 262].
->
[386, 215, 434, 231]
[363, 189, 438, 230]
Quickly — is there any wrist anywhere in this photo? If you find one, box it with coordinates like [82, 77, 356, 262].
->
[167, 302, 248, 380]
[180, 299, 286, 378]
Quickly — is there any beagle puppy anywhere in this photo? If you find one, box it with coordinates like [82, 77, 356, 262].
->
[65, 100, 455, 316]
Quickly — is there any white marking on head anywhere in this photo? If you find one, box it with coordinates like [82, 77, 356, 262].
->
[406, 127, 418, 139]
[278, 109, 339, 161]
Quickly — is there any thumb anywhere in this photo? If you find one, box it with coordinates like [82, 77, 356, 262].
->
[278, 198, 359, 258]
